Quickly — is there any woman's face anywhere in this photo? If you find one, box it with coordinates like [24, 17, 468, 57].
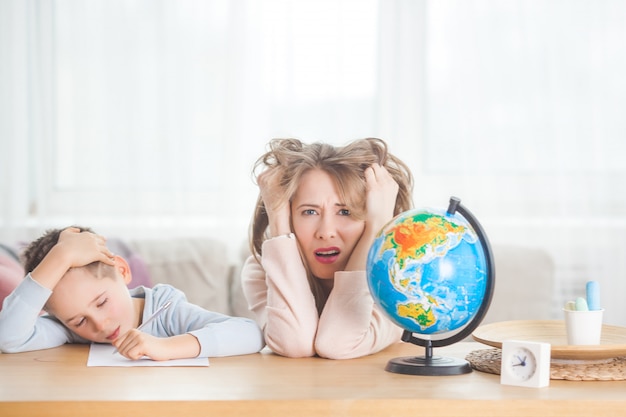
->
[291, 169, 365, 279]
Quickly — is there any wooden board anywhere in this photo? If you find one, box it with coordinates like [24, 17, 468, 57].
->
[472, 320, 626, 360]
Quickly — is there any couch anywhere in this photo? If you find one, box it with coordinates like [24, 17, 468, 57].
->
[1, 237, 555, 326]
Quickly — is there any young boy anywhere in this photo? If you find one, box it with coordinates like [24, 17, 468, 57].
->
[0, 227, 265, 360]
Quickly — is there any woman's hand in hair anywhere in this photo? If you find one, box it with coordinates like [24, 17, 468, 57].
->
[364, 163, 399, 233]
[258, 168, 292, 238]
[343, 163, 399, 272]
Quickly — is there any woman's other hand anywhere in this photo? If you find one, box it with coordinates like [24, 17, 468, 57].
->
[363, 163, 399, 233]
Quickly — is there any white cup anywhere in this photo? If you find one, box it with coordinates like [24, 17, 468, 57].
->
[563, 308, 604, 345]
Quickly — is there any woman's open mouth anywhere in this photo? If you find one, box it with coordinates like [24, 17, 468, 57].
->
[314, 247, 340, 264]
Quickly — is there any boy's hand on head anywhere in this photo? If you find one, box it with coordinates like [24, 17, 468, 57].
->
[56, 227, 116, 268]
[30, 227, 116, 290]
[364, 163, 399, 231]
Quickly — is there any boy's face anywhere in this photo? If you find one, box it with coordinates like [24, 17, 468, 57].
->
[46, 258, 140, 344]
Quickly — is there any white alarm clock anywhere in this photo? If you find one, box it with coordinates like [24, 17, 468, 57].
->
[500, 340, 551, 388]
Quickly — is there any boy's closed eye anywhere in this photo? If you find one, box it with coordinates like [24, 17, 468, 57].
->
[67, 297, 108, 328]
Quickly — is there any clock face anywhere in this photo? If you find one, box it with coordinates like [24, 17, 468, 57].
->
[506, 347, 537, 380]
[500, 340, 550, 388]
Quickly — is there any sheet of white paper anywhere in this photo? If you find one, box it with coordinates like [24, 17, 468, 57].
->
[87, 343, 209, 367]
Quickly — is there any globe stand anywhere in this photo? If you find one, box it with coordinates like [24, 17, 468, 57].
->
[378, 197, 495, 377]
[385, 332, 472, 376]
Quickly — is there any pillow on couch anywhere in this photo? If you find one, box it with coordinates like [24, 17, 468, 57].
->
[107, 238, 154, 289]
[1, 238, 154, 311]
[0, 249, 25, 310]
[127, 237, 233, 316]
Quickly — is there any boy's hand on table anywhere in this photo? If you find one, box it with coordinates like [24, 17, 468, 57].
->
[113, 330, 201, 361]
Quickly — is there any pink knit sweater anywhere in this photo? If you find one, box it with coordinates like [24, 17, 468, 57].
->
[241, 234, 402, 359]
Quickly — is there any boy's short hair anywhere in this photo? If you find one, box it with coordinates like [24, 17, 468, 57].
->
[21, 226, 107, 277]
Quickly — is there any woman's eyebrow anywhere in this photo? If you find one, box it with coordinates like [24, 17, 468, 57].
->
[294, 203, 347, 209]
[294, 203, 319, 209]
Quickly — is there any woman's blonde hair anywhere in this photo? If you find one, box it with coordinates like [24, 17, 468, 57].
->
[249, 138, 414, 311]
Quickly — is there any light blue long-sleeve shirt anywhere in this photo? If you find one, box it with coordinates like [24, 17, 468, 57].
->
[0, 274, 264, 357]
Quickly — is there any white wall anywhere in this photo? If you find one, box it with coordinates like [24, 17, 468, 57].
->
[2, 0, 625, 326]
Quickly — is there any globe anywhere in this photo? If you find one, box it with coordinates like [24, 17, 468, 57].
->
[366, 197, 494, 375]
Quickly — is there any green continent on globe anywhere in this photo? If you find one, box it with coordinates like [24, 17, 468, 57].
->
[382, 213, 466, 269]
[397, 302, 436, 328]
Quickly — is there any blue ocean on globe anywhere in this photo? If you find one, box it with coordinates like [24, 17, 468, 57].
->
[366, 208, 488, 335]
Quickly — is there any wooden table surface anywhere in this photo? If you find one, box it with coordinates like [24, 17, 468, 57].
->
[1, 341, 625, 417]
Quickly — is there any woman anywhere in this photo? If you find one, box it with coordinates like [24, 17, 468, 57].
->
[242, 138, 413, 359]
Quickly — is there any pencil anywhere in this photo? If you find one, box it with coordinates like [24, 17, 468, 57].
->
[112, 300, 172, 354]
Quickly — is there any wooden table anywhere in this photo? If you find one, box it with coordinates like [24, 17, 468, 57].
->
[1, 342, 625, 417]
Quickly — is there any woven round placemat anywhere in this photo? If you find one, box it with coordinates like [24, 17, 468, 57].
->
[466, 348, 626, 381]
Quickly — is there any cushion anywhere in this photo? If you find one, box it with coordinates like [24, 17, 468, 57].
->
[228, 240, 255, 319]
[480, 244, 555, 325]
[107, 238, 154, 289]
[127, 237, 232, 315]
[0, 251, 25, 310]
